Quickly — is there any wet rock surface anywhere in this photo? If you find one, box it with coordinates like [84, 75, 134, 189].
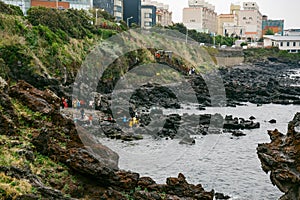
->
[0, 80, 214, 200]
[220, 63, 300, 106]
[257, 112, 300, 200]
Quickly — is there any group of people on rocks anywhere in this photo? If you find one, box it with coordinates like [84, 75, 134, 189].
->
[61, 97, 95, 126]
[61, 97, 95, 110]
[122, 112, 140, 128]
[61, 97, 69, 109]
[73, 108, 93, 126]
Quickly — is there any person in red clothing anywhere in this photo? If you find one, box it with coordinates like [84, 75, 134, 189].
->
[88, 114, 93, 126]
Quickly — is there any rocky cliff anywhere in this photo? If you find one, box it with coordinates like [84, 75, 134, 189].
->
[257, 112, 300, 200]
[0, 77, 214, 199]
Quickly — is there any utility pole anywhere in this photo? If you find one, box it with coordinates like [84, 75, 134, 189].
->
[95, 9, 98, 26]
[127, 16, 133, 28]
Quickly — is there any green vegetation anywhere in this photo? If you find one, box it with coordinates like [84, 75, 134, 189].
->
[167, 23, 212, 44]
[265, 29, 275, 35]
[167, 23, 238, 46]
[244, 47, 300, 63]
[0, 97, 83, 199]
[0, 6, 119, 86]
[0, 1, 23, 16]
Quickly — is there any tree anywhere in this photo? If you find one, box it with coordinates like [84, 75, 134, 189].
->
[265, 29, 275, 35]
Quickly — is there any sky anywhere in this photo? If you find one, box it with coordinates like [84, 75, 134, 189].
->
[161, 0, 300, 29]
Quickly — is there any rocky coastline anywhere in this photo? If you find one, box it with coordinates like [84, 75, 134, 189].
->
[0, 78, 214, 199]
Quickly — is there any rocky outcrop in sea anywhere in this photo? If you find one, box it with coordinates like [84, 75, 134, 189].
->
[257, 112, 300, 200]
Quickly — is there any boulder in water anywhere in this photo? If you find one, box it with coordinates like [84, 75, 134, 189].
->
[179, 135, 195, 145]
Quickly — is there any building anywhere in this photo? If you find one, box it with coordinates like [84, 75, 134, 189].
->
[30, 0, 90, 10]
[141, 0, 172, 27]
[31, 0, 70, 9]
[141, 5, 156, 29]
[230, 3, 241, 17]
[217, 14, 236, 35]
[93, 0, 123, 21]
[4, 0, 92, 15]
[182, 0, 217, 33]
[114, 0, 123, 21]
[264, 35, 300, 53]
[123, 0, 141, 27]
[262, 15, 284, 36]
[284, 29, 300, 36]
[94, 0, 114, 16]
[153, 1, 172, 26]
[223, 23, 246, 38]
[238, 2, 262, 40]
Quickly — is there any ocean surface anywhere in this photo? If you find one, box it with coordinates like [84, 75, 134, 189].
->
[98, 103, 300, 200]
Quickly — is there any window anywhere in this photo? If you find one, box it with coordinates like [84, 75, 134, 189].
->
[287, 42, 290, 46]
[114, 5, 122, 12]
[145, 13, 152, 18]
[144, 22, 153, 27]
[280, 42, 283, 46]
[190, 19, 195, 22]
[243, 17, 246, 20]
[293, 42, 296, 46]
[249, 17, 253, 20]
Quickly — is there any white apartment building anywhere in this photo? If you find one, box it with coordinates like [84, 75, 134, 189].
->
[264, 35, 300, 53]
[141, 5, 156, 29]
[141, 0, 172, 27]
[223, 23, 246, 37]
[183, 0, 217, 33]
[155, 2, 172, 26]
[238, 2, 262, 40]
[114, 0, 123, 21]
[284, 29, 300, 36]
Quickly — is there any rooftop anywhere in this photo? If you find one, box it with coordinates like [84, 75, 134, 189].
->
[264, 35, 300, 41]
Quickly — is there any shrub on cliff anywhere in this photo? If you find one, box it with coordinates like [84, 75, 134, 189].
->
[0, 1, 23, 16]
[26, 7, 96, 39]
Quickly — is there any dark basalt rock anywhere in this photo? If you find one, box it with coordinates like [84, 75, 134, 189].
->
[231, 130, 246, 137]
[0, 80, 214, 200]
[215, 192, 231, 199]
[179, 135, 196, 145]
[269, 119, 277, 124]
[257, 113, 300, 200]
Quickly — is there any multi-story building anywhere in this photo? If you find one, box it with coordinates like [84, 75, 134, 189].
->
[31, 0, 70, 9]
[141, 0, 172, 27]
[230, 3, 241, 17]
[113, 0, 123, 21]
[262, 15, 284, 36]
[238, 2, 262, 40]
[217, 14, 236, 35]
[264, 35, 300, 53]
[141, 5, 156, 29]
[123, 0, 141, 27]
[30, 0, 91, 10]
[182, 0, 217, 33]
[223, 23, 246, 38]
[93, 0, 123, 21]
[284, 29, 300, 36]
[4, 0, 92, 14]
[153, 2, 172, 26]
[94, 0, 114, 16]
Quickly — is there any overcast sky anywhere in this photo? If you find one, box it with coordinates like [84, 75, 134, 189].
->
[161, 0, 300, 29]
